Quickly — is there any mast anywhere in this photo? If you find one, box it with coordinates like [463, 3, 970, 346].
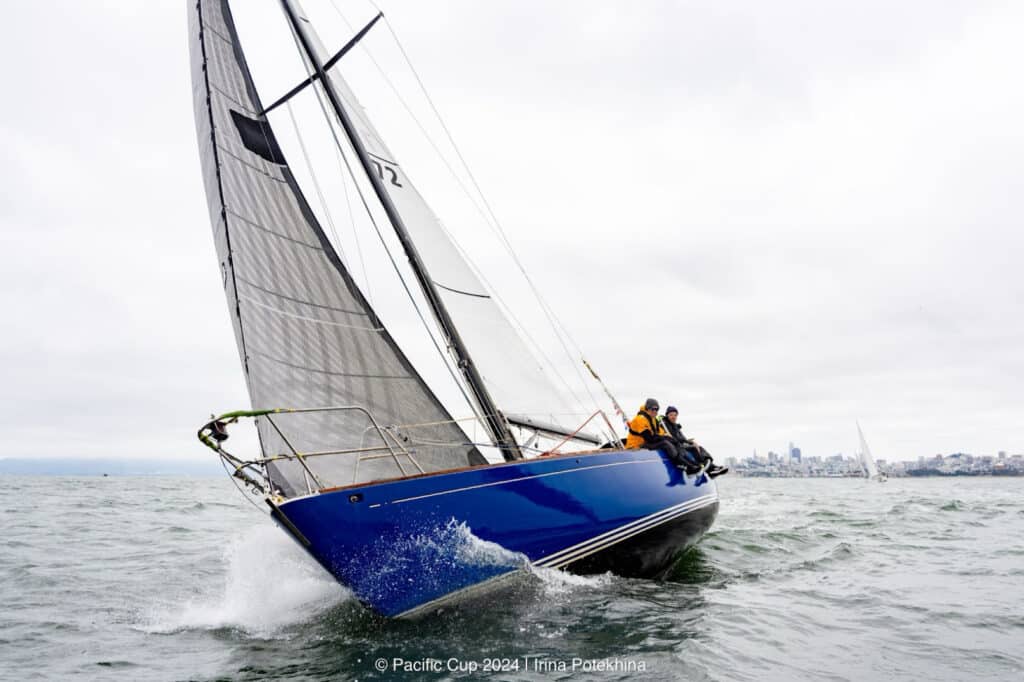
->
[277, 0, 522, 460]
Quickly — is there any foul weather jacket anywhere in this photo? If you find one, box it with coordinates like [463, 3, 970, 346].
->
[625, 409, 668, 449]
[661, 418, 690, 446]
[663, 417, 711, 465]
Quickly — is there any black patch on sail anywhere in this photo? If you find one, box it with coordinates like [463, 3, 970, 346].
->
[230, 110, 285, 164]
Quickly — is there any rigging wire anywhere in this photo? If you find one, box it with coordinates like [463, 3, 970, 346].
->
[324, 3, 595, 413]
[430, 217, 591, 410]
[220, 456, 270, 516]
[369, 3, 608, 413]
[333, 127, 374, 309]
[326, 0, 607, 416]
[278, 10, 489, 433]
[326, 1, 494, 229]
[284, 101, 350, 268]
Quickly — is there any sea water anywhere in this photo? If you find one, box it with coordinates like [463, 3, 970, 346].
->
[1, 475, 1022, 681]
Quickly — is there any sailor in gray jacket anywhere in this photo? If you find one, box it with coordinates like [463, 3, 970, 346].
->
[661, 406, 728, 477]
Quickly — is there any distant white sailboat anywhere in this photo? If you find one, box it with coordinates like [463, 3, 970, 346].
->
[857, 422, 887, 482]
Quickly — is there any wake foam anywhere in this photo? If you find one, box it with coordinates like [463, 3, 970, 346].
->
[527, 564, 614, 595]
[386, 520, 611, 596]
[357, 520, 611, 610]
[450, 521, 529, 569]
[355, 520, 529, 603]
[143, 525, 350, 638]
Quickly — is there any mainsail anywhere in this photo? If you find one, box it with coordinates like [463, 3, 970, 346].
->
[277, 0, 583, 440]
[189, 0, 479, 496]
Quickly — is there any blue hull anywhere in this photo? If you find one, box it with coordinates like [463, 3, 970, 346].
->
[276, 449, 719, 617]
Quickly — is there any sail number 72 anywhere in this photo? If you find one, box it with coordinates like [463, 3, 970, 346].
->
[369, 159, 403, 188]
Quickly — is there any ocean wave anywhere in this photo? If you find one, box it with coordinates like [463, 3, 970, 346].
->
[139, 525, 350, 638]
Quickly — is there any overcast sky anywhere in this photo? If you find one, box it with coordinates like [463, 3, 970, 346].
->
[1, 0, 1021, 464]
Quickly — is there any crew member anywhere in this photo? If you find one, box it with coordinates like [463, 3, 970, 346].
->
[625, 399, 685, 467]
[661, 406, 728, 477]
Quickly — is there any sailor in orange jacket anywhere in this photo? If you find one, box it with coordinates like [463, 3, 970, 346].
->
[625, 398, 685, 468]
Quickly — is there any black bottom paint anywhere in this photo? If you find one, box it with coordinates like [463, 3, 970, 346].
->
[565, 502, 719, 577]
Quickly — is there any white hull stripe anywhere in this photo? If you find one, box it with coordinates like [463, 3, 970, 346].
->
[387, 457, 664, 505]
[536, 493, 717, 566]
[534, 493, 719, 569]
[545, 496, 719, 569]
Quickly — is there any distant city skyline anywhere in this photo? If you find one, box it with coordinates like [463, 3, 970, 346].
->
[727, 447, 1024, 478]
[744, 444, 1022, 466]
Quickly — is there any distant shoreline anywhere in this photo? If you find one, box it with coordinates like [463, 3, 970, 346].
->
[0, 458, 222, 477]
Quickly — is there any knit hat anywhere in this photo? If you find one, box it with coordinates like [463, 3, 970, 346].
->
[644, 398, 660, 411]
[665, 405, 678, 415]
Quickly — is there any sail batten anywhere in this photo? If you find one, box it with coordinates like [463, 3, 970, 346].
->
[190, 0, 479, 497]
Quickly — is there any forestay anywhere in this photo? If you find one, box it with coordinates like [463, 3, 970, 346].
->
[282, 0, 582, 433]
[189, 0, 479, 497]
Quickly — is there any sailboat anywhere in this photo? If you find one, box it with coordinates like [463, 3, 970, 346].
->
[857, 422, 887, 482]
[188, 0, 719, 617]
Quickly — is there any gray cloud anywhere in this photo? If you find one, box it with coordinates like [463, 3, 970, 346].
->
[1, 0, 1020, 464]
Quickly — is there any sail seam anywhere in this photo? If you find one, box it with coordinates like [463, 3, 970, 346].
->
[240, 295, 384, 331]
[208, 82, 259, 115]
[251, 350, 413, 380]
[216, 144, 287, 182]
[432, 281, 491, 299]
[235, 274, 369, 316]
[201, 21, 233, 45]
[224, 209, 323, 250]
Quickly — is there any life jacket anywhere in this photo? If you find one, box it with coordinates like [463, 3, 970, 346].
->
[625, 408, 666, 449]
